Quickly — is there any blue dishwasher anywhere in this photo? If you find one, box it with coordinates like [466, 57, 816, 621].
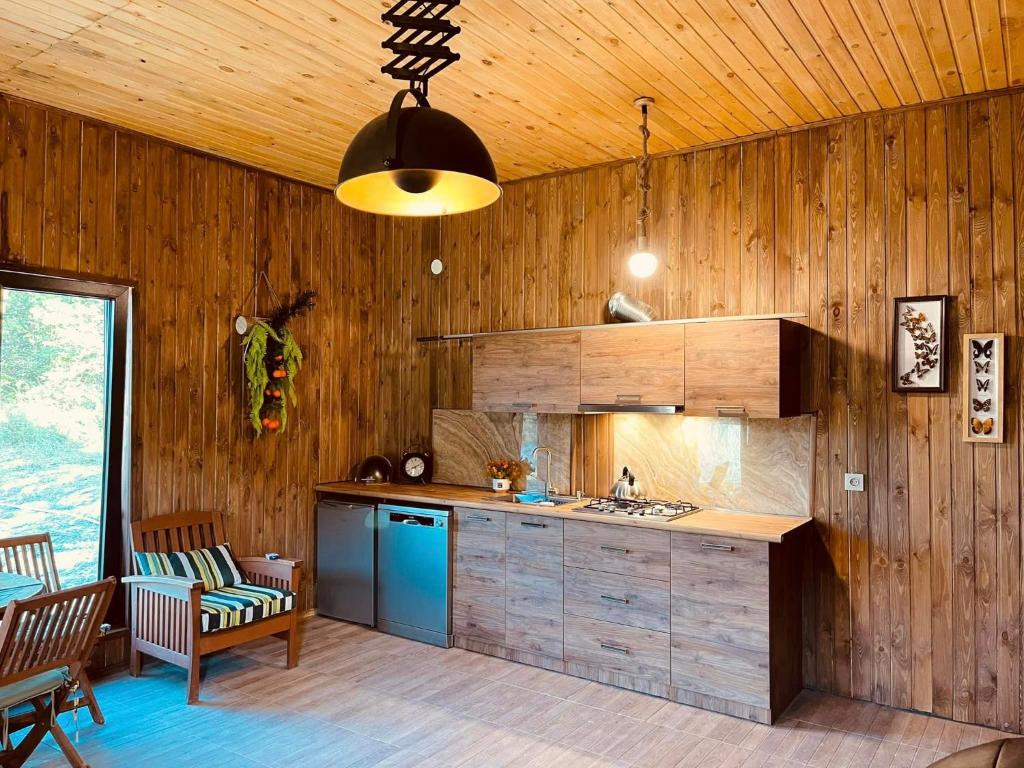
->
[375, 504, 452, 648]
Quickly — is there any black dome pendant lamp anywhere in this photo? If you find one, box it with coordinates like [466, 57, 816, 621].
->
[335, 1, 500, 217]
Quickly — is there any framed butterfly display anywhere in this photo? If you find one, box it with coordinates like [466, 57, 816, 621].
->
[892, 295, 949, 392]
[963, 332, 1004, 443]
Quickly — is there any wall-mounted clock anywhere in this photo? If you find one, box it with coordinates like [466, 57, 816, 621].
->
[398, 449, 433, 484]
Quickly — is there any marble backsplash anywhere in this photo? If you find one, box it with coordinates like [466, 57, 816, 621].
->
[432, 408, 813, 516]
[432, 409, 572, 493]
[612, 413, 814, 517]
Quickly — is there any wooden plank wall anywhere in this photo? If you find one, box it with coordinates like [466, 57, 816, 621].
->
[0, 93, 436, 612]
[427, 91, 1024, 734]
[4, 88, 1024, 734]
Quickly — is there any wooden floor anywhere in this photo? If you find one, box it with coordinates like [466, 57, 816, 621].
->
[24, 617, 1011, 768]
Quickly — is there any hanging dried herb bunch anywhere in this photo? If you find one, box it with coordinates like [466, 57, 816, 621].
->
[242, 290, 316, 436]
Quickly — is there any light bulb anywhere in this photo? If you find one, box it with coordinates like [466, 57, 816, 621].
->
[629, 249, 658, 278]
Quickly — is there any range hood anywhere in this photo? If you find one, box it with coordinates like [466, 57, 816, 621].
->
[578, 403, 683, 414]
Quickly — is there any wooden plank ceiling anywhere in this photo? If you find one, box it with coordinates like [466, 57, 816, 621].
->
[1, 0, 1021, 186]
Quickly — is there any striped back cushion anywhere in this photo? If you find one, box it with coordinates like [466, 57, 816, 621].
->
[134, 543, 243, 591]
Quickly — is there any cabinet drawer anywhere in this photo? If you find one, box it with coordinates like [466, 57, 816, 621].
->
[453, 508, 506, 644]
[671, 532, 769, 603]
[456, 508, 506, 543]
[507, 513, 563, 556]
[564, 567, 669, 632]
[671, 634, 770, 709]
[564, 520, 670, 581]
[564, 614, 670, 685]
[506, 513, 563, 658]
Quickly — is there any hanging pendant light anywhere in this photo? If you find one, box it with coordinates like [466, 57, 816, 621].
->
[335, 1, 500, 217]
[628, 96, 658, 278]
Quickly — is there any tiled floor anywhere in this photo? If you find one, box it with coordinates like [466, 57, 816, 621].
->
[23, 617, 1011, 767]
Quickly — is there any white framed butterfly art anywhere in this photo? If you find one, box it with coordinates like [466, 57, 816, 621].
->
[892, 295, 949, 393]
[963, 332, 1004, 443]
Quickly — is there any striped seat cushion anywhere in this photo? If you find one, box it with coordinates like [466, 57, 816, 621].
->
[200, 583, 295, 633]
[134, 543, 243, 592]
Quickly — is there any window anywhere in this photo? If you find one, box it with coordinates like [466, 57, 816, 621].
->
[0, 289, 111, 585]
[0, 268, 131, 619]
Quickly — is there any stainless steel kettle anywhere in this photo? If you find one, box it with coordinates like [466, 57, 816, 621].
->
[610, 466, 643, 499]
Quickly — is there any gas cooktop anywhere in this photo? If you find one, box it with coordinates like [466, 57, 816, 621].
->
[581, 497, 700, 521]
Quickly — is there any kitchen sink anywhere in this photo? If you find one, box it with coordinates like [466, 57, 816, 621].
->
[508, 492, 579, 507]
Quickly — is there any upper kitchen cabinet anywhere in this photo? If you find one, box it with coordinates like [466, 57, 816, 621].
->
[470, 316, 805, 417]
[472, 331, 581, 413]
[580, 325, 686, 409]
[684, 319, 806, 418]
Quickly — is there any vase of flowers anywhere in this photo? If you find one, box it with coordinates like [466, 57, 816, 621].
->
[486, 458, 521, 492]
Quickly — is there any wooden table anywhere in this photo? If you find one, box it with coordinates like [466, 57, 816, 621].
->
[0, 572, 44, 609]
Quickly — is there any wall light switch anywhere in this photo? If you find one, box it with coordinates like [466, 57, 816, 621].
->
[844, 472, 865, 492]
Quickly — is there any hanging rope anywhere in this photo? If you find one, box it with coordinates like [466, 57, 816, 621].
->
[236, 270, 284, 321]
[636, 102, 652, 242]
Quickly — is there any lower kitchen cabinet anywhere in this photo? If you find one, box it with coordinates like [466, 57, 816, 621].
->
[670, 530, 804, 723]
[505, 513, 564, 658]
[452, 508, 506, 644]
[451, 511, 804, 725]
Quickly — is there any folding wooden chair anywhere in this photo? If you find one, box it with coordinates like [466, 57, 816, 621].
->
[0, 534, 106, 725]
[0, 578, 115, 768]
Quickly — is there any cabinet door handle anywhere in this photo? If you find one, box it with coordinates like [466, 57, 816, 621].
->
[520, 521, 547, 529]
[616, 394, 642, 403]
[715, 405, 748, 417]
[466, 515, 491, 522]
[600, 643, 630, 655]
[701, 542, 735, 552]
[600, 594, 629, 605]
[600, 545, 629, 554]
[510, 402, 535, 410]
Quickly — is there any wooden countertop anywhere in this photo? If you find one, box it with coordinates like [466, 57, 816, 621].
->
[314, 481, 811, 543]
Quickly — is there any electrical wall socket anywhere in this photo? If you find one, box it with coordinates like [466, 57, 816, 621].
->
[844, 473, 865, 492]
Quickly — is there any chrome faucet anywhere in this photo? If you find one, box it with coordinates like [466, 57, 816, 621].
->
[531, 446, 555, 498]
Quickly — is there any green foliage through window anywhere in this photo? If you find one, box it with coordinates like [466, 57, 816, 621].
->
[0, 289, 109, 587]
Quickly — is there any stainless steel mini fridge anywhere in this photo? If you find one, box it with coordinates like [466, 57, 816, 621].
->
[316, 500, 376, 625]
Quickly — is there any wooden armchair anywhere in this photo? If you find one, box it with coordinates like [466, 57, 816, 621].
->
[0, 534, 106, 725]
[124, 511, 302, 704]
[0, 578, 116, 768]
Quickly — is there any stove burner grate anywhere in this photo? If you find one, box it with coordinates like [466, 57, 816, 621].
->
[581, 497, 701, 521]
